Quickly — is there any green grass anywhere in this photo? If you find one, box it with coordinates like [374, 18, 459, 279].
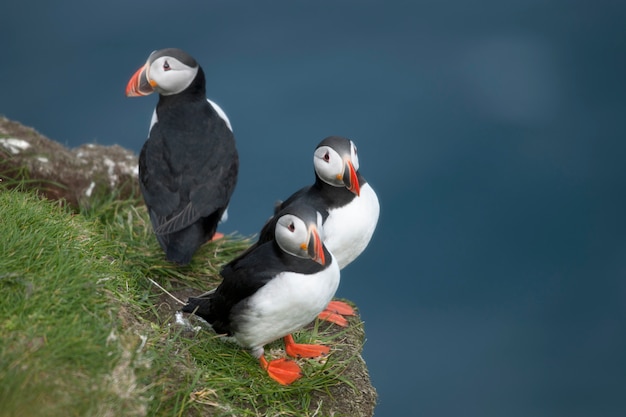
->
[0, 187, 371, 417]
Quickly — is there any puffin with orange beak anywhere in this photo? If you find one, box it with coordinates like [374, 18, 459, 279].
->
[253, 136, 380, 326]
[183, 202, 340, 385]
[126, 48, 238, 265]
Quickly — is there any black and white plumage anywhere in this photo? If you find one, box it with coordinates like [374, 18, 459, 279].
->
[246, 136, 378, 327]
[126, 48, 238, 265]
[183, 203, 340, 385]
[258, 136, 379, 270]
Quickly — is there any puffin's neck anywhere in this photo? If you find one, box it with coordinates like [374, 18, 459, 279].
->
[157, 66, 207, 107]
[312, 171, 367, 207]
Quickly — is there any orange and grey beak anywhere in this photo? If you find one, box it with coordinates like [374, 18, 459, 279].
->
[341, 160, 360, 196]
[304, 225, 325, 265]
[125, 63, 155, 97]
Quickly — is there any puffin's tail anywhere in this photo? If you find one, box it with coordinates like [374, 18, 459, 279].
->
[156, 212, 223, 265]
[181, 292, 214, 322]
[154, 225, 207, 266]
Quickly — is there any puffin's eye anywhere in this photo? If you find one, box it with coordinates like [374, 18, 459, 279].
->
[163, 61, 171, 71]
[287, 222, 295, 232]
[323, 152, 330, 162]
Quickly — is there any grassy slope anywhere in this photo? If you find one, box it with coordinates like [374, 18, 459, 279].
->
[0, 189, 374, 417]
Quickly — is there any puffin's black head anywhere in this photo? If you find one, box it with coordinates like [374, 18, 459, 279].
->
[313, 136, 361, 196]
[126, 48, 203, 97]
[273, 203, 326, 265]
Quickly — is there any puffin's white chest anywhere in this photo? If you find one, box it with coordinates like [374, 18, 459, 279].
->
[323, 183, 380, 269]
[233, 257, 340, 351]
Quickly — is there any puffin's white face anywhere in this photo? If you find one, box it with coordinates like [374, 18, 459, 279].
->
[313, 140, 360, 195]
[146, 55, 198, 96]
[126, 48, 200, 97]
[275, 212, 325, 265]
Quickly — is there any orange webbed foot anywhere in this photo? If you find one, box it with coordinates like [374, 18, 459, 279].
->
[259, 356, 302, 385]
[210, 232, 225, 241]
[284, 334, 330, 358]
[317, 310, 349, 327]
[317, 300, 356, 327]
[325, 300, 356, 316]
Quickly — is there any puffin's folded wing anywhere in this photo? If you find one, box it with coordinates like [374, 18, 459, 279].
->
[153, 201, 201, 235]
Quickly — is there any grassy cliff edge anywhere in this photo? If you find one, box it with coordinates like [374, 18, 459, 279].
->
[0, 116, 376, 416]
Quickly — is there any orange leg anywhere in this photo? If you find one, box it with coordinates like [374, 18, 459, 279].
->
[259, 355, 301, 385]
[210, 232, 225, 241]
[284, 334, 329, 358]
[316, 300, 356, 327]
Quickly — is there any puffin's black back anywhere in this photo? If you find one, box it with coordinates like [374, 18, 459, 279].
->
[139, 67, 238, 265]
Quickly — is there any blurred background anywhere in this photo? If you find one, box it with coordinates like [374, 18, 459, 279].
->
[2, 1, 625, 415]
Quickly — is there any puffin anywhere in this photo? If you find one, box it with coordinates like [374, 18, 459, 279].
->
[126, 48, 238, 265]
[182, 202, 340, 385]
[255, 136, 379, 326]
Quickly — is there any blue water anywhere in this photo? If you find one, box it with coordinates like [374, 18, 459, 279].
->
[2, 1, 626, 416]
